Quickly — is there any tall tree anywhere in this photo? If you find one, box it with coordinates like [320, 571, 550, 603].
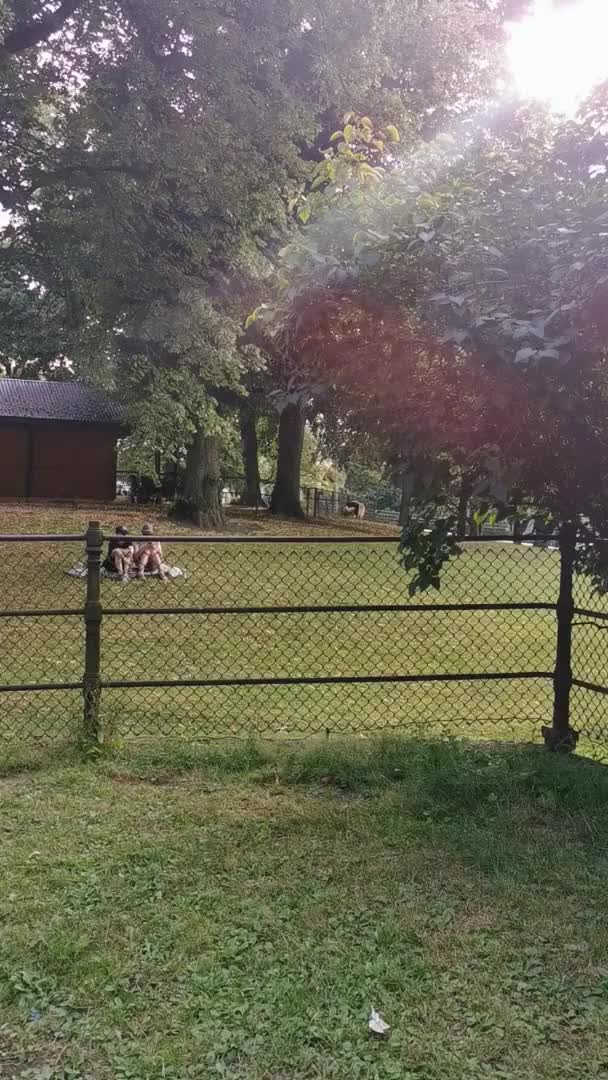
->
[1, 0, 532, 519]
[255, 0, 531, 512]
[238, 402, 262, 508]
[263, 87, 608, 584]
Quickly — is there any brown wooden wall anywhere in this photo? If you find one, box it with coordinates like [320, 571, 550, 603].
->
[0, 424, 117, 500]
[0, 427, 28, 497]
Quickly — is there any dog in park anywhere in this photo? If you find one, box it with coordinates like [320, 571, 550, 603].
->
[342, 501, 366, 519]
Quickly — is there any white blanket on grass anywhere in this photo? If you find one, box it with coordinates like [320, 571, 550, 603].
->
[66, 562, 186, 580]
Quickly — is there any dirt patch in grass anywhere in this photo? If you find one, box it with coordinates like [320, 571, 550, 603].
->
[0, 773, 32, 794]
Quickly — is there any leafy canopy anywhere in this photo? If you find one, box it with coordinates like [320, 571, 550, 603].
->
[1, 0, 527, 451]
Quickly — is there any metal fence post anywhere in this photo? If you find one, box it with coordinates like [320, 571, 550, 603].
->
[83, 520, 103, 746]
[543, 521, 579, 752]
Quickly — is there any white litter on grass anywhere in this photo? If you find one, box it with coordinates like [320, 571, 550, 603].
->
[369, 1008, 390, 1038]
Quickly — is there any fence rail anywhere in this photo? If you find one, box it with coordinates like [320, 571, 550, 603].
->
[1, 522, 607, 758]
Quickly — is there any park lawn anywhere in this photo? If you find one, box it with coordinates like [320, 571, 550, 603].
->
[1, 738, 608, 1080]
[0, 502, 606, 757]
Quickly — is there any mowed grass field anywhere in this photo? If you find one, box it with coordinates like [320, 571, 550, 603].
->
[1, 739, 608, 1079]
[0, 502, 607, 757]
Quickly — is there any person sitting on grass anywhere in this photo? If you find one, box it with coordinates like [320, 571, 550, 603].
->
[103, 525, 135, 582]
[134, 522, 167, 581]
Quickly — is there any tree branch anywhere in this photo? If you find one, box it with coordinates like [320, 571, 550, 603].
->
[2, 0, 82, 54]
[30, 161, 153, 189]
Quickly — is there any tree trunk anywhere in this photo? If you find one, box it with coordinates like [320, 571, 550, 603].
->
[271, 402, 305, 517]
[184, 429, 224, 529]
[239, 405, 262, 507]
[399, 469, 416, 528]
[456, 475, 472, 539]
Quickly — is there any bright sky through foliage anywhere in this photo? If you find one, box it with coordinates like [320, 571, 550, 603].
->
[508, 0, 608, 114]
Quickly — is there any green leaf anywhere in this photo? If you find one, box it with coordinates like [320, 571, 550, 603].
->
[416, 192, 440, 212]
[358, 165, 382, 184]
[343, 124, 354, 143]
[384, 124, 400, 142]
[297, 206, 311, 225]
[473, 505, 497, 527]
[244, 304, 270, 328]
[329, 130, 344, 142]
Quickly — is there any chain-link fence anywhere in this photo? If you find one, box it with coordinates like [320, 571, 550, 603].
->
[572, 535, 608, 758]
[1, 524, 607, 759]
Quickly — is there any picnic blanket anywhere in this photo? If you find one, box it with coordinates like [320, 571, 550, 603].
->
[66, 562, 186, 580]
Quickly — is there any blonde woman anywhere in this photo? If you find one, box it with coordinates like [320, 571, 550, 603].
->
[134, 523, 167, 581]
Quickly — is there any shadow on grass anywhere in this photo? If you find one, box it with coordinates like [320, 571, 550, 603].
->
[5, 734, 608, 878]
[102, 734, 608, 805]
[96, 735, 608, 878]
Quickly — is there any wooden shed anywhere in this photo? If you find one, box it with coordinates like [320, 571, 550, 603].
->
[0, 379, 125, 501]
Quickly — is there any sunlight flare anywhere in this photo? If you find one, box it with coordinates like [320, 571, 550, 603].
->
[508, 0, 608, 114]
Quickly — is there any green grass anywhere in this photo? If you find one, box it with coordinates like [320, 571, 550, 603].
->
[0, 503, 607, 757]
[2, 738, 608, 1079]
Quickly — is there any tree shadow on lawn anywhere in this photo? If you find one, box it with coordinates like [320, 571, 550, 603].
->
[5, 732, 608, 885]
[100, 734, 608, 879]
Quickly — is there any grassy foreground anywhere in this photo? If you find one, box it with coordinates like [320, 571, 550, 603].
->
[1, 738, 608, 1079]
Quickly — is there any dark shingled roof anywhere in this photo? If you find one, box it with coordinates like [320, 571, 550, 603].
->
[0, 379, 125, 425]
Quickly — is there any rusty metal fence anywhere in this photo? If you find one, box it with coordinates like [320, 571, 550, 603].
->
[1, 522, 607, 759]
